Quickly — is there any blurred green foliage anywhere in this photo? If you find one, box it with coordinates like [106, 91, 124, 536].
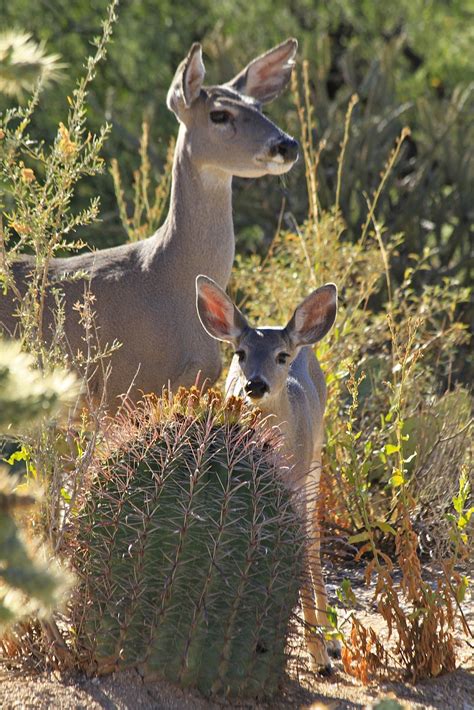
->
[0, 341, 78, 433]
[0, 340, 75, 628]
[0, 30, 64, 98]
[1, 0, 472, 272]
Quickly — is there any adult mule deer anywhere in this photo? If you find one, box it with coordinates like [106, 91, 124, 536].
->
[196, 275, 339, 673]
[0, 40, 299, 408]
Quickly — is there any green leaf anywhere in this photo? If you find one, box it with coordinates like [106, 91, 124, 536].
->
[326, 605, 338, 628]
[453, 495, 463, 514]
[5, 446, 29, 465]
[376, 521, 397, 535]
[385, 444, 400, 455]
[390, 473, 405, 487]
[339, 578, 357, 606]
[324, 628, 344, 641]
[456, 575, 469, 604]
[348, 530, 371, 544]
[60, 487, 72, 503]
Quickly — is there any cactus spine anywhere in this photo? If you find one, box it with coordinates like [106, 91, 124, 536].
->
[73, 389, 305, 699]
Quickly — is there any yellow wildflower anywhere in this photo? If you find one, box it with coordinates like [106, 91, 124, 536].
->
[11, 222, 32, 235]
[21, 168, 35, 182]
[58, 122, 77, 158]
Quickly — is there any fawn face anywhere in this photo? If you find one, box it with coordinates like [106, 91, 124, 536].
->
[196, 276, 337, 404]
[167, 40, 299, 178]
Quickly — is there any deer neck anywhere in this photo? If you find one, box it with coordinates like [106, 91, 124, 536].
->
[147, 125, 235, 288]
[259, 387, 294, 445]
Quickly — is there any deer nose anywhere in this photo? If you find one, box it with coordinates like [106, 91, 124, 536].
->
[270, 136, 299, 162]
[244, 378, 269, 399]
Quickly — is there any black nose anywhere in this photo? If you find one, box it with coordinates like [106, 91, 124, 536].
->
[270, 136, 299, 162]
[244, 378, 269, 399]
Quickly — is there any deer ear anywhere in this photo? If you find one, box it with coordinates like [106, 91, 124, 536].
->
[167, 43, 205, 116]
[285, 284, 337, 346]
[225, 38, 297, 104]
[196, 275, 248, 343]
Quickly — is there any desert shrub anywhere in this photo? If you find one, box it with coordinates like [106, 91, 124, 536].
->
[0, 2, 121, 559]
[110, 122, 174, 243]
[0, 2, 117, 365]
[231, 70, 472, 681]
[0, 5, 125, 669]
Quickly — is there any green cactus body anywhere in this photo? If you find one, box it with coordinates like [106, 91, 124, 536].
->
[74, 392, 305, 699]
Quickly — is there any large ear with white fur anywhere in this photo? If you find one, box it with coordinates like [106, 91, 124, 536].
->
[285, 284, 337, 346]
[225, 38, 297, 104]
[167, 43, 205, 117]
[196, 275, 248, 344]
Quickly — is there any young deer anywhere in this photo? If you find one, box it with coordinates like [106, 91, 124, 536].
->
[0, 40, 299, 409]
[196, 274, 339, 673]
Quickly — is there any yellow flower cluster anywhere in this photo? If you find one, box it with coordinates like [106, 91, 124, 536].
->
[21, 167, 35, 182]
[11, 222, 32, 235]
[58, 122, 77, 158]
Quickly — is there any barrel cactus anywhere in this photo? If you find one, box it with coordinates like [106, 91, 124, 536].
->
[72, 388, 305, 699]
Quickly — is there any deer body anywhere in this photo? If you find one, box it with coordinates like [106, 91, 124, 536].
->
[0, 40, 299, 408]
[196, 275, 339, 673]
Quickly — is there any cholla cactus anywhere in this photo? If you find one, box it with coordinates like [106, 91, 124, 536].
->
[0, 339, 78, 433]
[73, 388, 305, 699]
[0, 30, 64, 97]
[0, 339, 76, 628]
[0, 472, 69, 627]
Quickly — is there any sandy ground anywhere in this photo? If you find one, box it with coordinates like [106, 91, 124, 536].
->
[1, 568, 472, 709]
[1, 652, 473, 710]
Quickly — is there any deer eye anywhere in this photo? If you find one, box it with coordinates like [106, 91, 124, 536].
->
[235, 350, 245, 363]
[210, 110, 231, 124]
[276, 352, 290, 365]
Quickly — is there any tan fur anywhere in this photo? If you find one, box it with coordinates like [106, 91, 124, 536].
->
[0, 40, 298, 410]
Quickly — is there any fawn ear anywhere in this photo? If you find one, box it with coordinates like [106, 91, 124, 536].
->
[285, 284, 337, 346]
[225, 38, 297, 104]
[167, 43, 205, 116]
[196, 275, 248, 343]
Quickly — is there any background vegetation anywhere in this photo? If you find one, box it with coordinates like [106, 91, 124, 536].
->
[0, 0, 472, 691]
[1, 0, 473, 345]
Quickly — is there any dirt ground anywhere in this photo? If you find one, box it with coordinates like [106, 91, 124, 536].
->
[1, 650, 472, 710]
[1, 570, 472, 710]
